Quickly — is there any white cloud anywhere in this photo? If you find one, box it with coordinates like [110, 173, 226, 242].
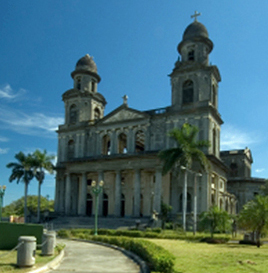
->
[0, 106, 63, 138]
[221, 124, 258, 150]
[255, 168, 265, 173]
[0, 136, 9, 142]
[0, 84, 26, 100]
[0, 148, 9, 154]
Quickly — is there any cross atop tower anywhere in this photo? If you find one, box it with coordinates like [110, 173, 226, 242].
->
[191, 11, 201, 22]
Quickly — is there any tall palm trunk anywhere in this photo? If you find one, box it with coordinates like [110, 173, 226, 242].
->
[182, 170, 187, 231]
[24, 182, 28, 223]
[37, 180, 42, 222]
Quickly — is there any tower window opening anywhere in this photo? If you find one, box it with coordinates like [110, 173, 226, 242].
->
[70, 104, 78, 124]
[94, 108, 101, 120]
[68, 139, 75, 160]
[118, 133, 127, 154]
[212, 85, 217, 107]
[188, 50, 195, 61]
[76, 77, 81, 90]
[182, 80, 194, 104]
[135, 130, 145, 152]
[91, 81, 95, 92]
[213, 128, 217, 155]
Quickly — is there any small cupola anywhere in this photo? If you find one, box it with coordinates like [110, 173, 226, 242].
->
[177, 13, 213, 66]
[71, 54, 101, 93]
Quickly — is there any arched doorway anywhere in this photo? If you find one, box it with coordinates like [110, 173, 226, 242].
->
[103, 193, 108, 217]
[86, 193, 93, 216]
[121, 194, 125, 217]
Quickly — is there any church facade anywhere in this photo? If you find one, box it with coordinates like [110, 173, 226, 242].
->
[54, 18, 263, 220]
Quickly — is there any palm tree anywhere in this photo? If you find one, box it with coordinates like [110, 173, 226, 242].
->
[6, 152, 34, 223]
[32, 149, 55, 222]
[158, 123, 210, 231]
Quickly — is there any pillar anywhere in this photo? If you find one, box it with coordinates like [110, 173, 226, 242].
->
[153, 169, 162, 213]
[115, 170, 121, 216]
[65, 173, 71, 215]
[78, 172, 87, 216]
[134, 169, 141, 217]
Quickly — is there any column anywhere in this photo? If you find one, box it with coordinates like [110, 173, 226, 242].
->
[98, 171, 104, 216]
[153, 169, 162, 213]
[78, 172, 87, 216]
[54, 176, 60, 212]
[133, 169, 141, 217]
[65, 173, 71, 215]
[115, 170, 121, 216]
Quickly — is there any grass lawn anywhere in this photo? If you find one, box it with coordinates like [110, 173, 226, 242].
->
[0, 248, 61, 273]
[148, 239, 268, 273]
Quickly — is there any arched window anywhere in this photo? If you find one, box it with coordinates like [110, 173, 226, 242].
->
[211, 193, 215, 205]
[230, 163, 238, 177]
[86, 193, 93, 216]
[70, 104, 78, 124]
[103, 193, 108, 217]
[188, 50, 195, 61]
[118, 133, 127, 154]
[121, 194, 125, 217]
[179, 192, 192, 213]
[220, 199, 223, 210]
[68, 140, 75, 159]
[212, 85, 217, 107]
[102, 135, 111, 155]
[225, 200, 229, 212]
[94, 108, 101, 120]
[135, 130, 145, 152]
[182, 80, 194, 104]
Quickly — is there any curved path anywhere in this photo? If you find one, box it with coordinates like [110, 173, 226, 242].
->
[48, 239, 140, 273]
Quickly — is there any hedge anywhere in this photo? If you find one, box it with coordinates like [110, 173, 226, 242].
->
[58, 230, 175, 273]
[0, 222, 43, 250]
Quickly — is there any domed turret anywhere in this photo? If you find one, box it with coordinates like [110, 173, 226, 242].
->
[75, 54, 98, 73]
[71, 54, 101, 83]
[182, 21, 209, 41]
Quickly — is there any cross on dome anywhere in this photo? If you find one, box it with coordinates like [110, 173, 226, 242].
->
[191, 11, 201, 22]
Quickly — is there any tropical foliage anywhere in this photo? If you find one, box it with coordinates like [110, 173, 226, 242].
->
[158, 123, 210, 175]
[6, 152, 34, 222]
[199, 206, 231, 238]
[6, 150, 55, 223]
[32, 149, 55, 222]
[238, 195, 268, 246]
[2, 195, 54, 217]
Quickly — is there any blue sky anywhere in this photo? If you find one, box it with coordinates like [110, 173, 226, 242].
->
[1, 1, 268, 206]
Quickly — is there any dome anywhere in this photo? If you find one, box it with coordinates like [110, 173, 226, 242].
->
[182, 21, 209, 41]
[75, 54, 97, 73]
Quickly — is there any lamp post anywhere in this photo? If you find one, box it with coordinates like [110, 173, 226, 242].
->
[0, 185, 6, 222]
[91, 180, 104, 235]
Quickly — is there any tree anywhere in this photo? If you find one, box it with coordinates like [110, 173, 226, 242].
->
[3, 195, 54, 218]
[32, 149, 55, 222]
[6, 152, 34, 222]
[199, 205, 231, 238]
[238, 195, 268, 247]
[158, 123, 210, 230]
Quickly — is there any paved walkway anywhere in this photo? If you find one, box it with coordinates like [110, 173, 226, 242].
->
[48, 239, 141, 273]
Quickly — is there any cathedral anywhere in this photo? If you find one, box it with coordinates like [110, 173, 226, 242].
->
[54, 15, 265, 221]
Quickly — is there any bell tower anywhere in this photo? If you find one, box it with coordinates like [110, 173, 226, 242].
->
[62, 54, 107, 125]
[169, 13, 222, 158]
